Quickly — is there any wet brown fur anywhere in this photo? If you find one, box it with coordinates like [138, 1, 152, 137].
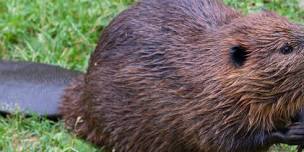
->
[60, 0, 304, 151]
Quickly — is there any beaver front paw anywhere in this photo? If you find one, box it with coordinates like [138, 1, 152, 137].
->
[270, 122, 304, 145]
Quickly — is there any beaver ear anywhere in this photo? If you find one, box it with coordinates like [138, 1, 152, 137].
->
[229, 45, 248, 68]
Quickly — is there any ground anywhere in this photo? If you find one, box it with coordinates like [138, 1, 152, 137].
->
[0, 0, 303, 151]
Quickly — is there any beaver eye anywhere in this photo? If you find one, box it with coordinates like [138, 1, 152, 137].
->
[230, 45, 248, 68]
[280, 44, 293, 54]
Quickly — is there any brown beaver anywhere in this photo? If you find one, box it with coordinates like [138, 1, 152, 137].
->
[59, 0, 304, 151]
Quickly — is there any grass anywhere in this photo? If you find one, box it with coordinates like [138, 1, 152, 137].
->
[0, 0, 134, 71]
[0, 0, 303, 151]
[0, 115, 98, 152]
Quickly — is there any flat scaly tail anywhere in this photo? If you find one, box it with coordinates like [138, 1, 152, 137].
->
[0, 60, 83, 120]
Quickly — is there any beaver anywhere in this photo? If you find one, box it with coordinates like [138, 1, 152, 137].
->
[57, 0, 304, 151]
[1, 0, 304, 151]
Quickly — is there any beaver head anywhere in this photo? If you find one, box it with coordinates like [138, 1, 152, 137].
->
[212, 11, 304, 132]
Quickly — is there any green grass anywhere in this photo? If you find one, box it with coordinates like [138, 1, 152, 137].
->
[0, 0, 134, 71]
[0, 0, 303, 151]
[0, 115, 99, 152]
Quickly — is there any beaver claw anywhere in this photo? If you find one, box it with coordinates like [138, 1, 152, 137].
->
[270, 122, 304, 145]
[297, 145, 304, 152]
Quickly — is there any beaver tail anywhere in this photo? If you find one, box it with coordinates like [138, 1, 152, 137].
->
[0, 60, 82, 120]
